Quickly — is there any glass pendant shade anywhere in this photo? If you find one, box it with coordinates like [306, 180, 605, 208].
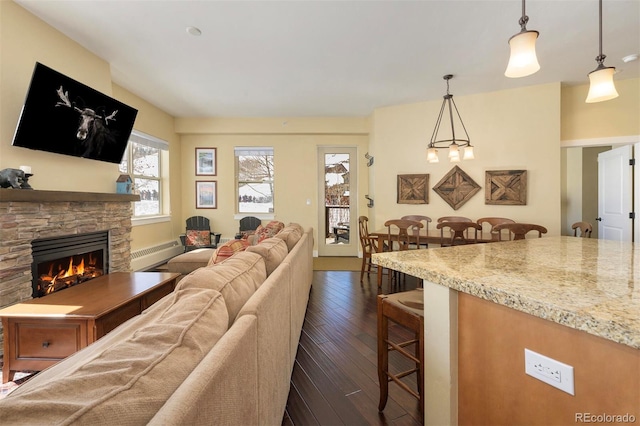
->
[463, 146, 475, 160]
[585, 0, 618, 103]
[448, 144, 460, 162]
[586, 66, 618, 103]
[448, 143, 459, 158]
[427, 147, 439, 163]
[505, 30, 540, 78]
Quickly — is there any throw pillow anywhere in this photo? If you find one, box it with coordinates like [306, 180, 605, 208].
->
[185, 230, 211, 247]
[254, 221, 285, 243]
[207, 239, 250, 265]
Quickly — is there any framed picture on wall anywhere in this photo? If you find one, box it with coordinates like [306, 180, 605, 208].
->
[397, 174, 429, 204]
[196, 181, 217, 209]
[196, 147, 217, 176]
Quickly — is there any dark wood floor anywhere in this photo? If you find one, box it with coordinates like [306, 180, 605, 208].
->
[283, 269, 423, 426]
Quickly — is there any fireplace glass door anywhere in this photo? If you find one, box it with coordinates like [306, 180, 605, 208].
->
[31, 231, 108, 297]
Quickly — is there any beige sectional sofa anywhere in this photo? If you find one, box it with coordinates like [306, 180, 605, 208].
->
[0, 225, 314, 426]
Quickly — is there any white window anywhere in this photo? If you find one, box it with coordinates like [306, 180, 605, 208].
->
[119, 130, 169, 217]
[235, 147, 274, 214]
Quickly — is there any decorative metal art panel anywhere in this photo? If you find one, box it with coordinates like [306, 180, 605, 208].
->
[433, 166, 480, 210]
[485, 170, 527, 205]
[397, 174, 429, 204]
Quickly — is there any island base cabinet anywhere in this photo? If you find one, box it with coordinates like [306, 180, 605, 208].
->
[458, 293, 639, 425]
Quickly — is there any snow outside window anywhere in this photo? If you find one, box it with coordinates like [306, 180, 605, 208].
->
[119, 130, 169, 217]
[235, 147, 274, 214]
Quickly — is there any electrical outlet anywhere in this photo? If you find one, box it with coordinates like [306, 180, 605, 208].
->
[524, 348, 575, 395]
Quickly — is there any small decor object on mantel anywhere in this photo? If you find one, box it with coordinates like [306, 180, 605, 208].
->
[485, 170, 527, 205]
[116, 174, 133, 194]
[0, 168, 32, 189]
[397, 174, 429, 204]
[433, 165, 480, 210]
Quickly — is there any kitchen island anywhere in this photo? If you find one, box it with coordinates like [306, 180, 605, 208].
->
[372, 236, 639, 425]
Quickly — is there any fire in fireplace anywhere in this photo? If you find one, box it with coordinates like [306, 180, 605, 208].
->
[31, 231, 109, 298]
[36, 250, 104, 296]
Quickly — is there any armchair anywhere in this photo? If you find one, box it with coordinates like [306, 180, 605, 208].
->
[180, 216, 221, 252]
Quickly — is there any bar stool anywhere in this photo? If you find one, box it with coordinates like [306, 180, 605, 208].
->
[377, 289, 424, 417]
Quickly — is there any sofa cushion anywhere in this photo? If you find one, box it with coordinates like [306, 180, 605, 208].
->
[273, 225, 303, 251]
[167, 248, 216, 275]
[208, 239, 250, 265]
[179, 251, 266, 326]
[0, 288, 229, 425]
[245, 237, 288, 276]
[254, 220, 285, 243]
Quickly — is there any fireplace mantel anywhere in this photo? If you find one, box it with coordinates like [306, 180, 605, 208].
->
[0, 189, 140, 203]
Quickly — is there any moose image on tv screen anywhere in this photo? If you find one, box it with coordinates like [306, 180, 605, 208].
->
[12, 62, 138, 164]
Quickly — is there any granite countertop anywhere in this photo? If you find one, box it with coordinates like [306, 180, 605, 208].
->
[372, 236, 640, 349]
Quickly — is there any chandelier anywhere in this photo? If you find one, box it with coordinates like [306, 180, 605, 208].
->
[427, 75, 473, 163]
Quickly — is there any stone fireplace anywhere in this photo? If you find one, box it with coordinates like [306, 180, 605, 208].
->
[0, 189, 139, 347]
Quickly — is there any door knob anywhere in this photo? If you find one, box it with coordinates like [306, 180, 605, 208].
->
[595, 217, 602, 222]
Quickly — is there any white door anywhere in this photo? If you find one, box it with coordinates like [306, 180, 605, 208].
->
[317, 147, 357, 256]
[597, 145, 633, 241]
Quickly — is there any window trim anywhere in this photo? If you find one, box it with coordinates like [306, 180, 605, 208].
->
[120, 129, 169, 218]
[235, 146, 275, 214]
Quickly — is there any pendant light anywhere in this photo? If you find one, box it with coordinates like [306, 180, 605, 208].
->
[505, 0, 540, 78]
[585, 0, 619, 103]
[427, 75, 474, 164]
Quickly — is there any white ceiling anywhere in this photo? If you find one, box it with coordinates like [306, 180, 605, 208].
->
[15, 0, 640, 118]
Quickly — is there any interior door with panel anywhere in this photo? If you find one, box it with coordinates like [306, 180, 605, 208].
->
[317, 147, 357, 256]
[597, 145, 633, 242]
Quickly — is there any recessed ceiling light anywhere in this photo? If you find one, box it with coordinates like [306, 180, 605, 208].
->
[622, 54, 639, 63]
[186, 26, 202, 36]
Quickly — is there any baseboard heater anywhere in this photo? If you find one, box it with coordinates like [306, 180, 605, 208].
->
[131, 240, 183, 271]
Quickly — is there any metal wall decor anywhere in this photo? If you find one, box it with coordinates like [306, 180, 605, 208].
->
[485, 170, 527, 205]
[397, 174, 429, 204]
[433, 166, 480, 210]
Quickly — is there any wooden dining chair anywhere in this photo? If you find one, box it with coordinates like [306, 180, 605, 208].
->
[359, 216, 385, 283]
[436, 221, 482, 246]
[572, 221, 593, 238]
[384, 219, 423, 285]
[477, 217, 516, 241]
[384, 219, 423, 252]
[437, 216, 473, 241]
[437, 216, 472, 223]
[401, 215, 432, 248]
[493, 223, 548, 240]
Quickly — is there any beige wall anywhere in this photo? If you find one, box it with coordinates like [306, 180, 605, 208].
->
[0, 1, 182, 252]
[369, 83, 562, 235]
[0, 1, 116, 192]
[175, 117, 369, 247]
[562, 78, 640, 142]
[111, 85, 183, 249]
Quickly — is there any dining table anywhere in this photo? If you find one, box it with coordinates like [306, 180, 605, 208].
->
[369, 227, 494, 287]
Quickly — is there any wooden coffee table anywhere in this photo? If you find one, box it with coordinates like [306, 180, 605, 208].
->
[0, 271, 179, 383]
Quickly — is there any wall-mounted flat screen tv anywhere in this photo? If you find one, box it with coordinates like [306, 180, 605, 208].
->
[12, 62, 138, 164]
